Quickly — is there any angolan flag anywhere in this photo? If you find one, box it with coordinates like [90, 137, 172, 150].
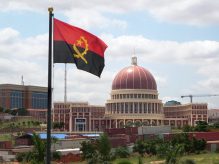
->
[53, 18, 107, 77]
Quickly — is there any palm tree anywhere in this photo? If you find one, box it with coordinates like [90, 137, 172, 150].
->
[165, 144, 183, 164]
[97, 133, 112, 163]
[31, 133, 46, 163]
[16, 133, 46, 164]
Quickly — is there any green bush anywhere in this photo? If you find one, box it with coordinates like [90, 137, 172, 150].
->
[181, 159, 196, 164]
[16, 152, 26, 162]
[138, 156, 143, 164]
[117, 159, 133, 164]
[115, 147, 130, 158]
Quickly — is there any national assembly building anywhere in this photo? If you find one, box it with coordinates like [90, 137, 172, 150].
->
[53, 57, 208, 132]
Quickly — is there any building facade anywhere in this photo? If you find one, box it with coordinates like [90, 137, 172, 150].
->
[208, 109, 219, 124]
[163, 100, 208, 126]
[0, 84, 47, 109]
[52, 57, 209, 132]
[27, 108, 47, 122]
[53, 102, 105, 132]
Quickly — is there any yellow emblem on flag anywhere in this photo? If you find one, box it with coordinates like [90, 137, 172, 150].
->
[73, 36, 89, 64]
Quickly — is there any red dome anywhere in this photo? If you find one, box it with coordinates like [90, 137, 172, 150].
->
[112, 65, 157, 90]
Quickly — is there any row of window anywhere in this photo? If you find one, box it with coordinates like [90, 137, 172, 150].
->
[192, 105, 207, 109]
[106, 102, 162, 114]
[111, 94, 158, 100]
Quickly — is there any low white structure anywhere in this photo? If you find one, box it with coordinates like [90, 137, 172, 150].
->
[138, 126, 171, 135]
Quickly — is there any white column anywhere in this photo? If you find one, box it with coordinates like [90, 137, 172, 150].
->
[147, 103, 149, 113]
[69, 109, 72, 133]
[89, 113, 91, 131]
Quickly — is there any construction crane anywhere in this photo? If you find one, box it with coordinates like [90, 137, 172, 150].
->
[181, 94, 219, 103]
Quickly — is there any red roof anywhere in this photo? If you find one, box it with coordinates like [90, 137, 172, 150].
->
[112, 65, 157, 90]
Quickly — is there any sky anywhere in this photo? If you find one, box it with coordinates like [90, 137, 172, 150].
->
[0, 0, 219, 108]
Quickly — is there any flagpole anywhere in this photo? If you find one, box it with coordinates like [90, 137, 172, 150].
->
[47, 7, 53, 164]
[64, 63, 67, 103]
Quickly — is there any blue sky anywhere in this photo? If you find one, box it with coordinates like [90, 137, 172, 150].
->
[0, 0, 219, 108]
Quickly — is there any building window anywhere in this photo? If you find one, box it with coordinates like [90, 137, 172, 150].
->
[10, 90, 24, 109]
[139, 103, 142, 113]
[130, 103, 133, 113]
[148, 103, 151, 113]
[125, 103, 128, 113]
[121, 103, 124, 113]
[144, 103, 147, 113]
[134, 103, 138, 113]
[31, 92, 47, 109]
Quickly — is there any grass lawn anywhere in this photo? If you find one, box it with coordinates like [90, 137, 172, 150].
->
[0, 134, 12, 141]
[113, 155, 163, 164]
[179, 153, 219, 164]
[74, 152, 219, 164]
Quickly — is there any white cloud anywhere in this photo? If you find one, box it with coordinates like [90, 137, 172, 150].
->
[103, 34, 219, 64]
[1, 0, 219, 27]
[64, 9, 127, 30]
[0, 28, 48, 60]
[132, 0, 219, 26]
[0, 28, 19, 42]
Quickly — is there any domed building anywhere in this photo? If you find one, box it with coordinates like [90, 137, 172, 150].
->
[105, 57, 165, 128]
[52, 57, 208, 132]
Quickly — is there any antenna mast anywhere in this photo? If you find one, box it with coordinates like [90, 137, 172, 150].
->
[21, 75, 24, 85]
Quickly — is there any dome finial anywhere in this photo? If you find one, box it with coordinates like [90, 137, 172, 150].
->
[131, 48, 137, 65]
[131, 56, 137, 65]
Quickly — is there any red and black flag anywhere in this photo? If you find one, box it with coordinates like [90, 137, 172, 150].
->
[53, 18, 108, 77]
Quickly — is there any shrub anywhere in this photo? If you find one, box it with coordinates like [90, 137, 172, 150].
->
[117, 159, 133, 164]
[115, 147, 130, 158]
[181, 159, 196, 164]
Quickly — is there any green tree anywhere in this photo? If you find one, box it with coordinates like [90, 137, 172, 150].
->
[80, 140, 99, 164]
[16, 133, 45, 164]
[194, 121, 209, 132]
[22, 121, 26, 127]
[171, 133, 192, 154]
[52, 151, 61, 160]
[183, 125, 194, 132]
[191, 137, 206, 154]
[213, 122, 219, 128]
[80, 133, 112, 164]
[4, 109, 10, 113]
[133, 140, 146, 156]
[31, 133, 46, 163]
[27, 121, 31, 127]
[97, 133, 112, 163]
[17, 108, 28, 116]
[0, 106, 4, 113]
[8, 123, 16, 134]
[165, 144, 183, 164]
